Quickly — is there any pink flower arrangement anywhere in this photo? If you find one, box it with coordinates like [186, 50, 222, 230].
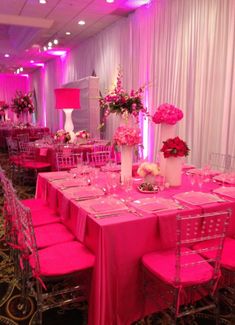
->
[54, 129, 71, 143]
[11, 91, 34, 117]
[113, 125, 142, 146]
[100, 71, 148, 127]
[75, 130, 90, 139]
[161, 136, 190, 158]
[152, 103, 183, 125]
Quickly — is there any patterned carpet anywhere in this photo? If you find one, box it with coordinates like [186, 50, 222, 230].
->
[0, 153, 233, 325]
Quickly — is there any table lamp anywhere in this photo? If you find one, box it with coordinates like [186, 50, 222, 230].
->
[54, 88, 80, 140]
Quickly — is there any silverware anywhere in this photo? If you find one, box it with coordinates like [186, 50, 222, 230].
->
[73, 195, 100, 201]
[94, 208, 143, 219]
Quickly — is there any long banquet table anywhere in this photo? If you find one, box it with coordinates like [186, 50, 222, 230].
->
[36, 170, 235, 325]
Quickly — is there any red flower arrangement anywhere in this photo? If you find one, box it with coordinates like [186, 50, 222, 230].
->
[161, 136, 190, 158]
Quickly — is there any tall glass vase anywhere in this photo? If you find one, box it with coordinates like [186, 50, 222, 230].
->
[121, 145, 133, 183]
[159, 123, 177, 176]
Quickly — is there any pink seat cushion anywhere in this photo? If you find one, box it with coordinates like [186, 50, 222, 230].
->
[29, 241, 95, 277]
[34, 223, 75, 249]
[142, 247, 214, 287]
[22, 161, 51, 169]
[194, 237, 235, 271]
[22, 198, 60, 227]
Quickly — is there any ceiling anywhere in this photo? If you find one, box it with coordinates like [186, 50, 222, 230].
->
[0, 0, 151, 75]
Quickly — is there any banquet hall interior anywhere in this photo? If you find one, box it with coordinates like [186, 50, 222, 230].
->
[0, 0, 235, 324]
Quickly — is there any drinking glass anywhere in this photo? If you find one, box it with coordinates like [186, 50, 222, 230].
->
[190, 173, 196, 187]
[123, 176, 133, 201]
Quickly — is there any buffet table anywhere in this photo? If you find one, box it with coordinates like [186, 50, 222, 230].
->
[36, 171, 235, 325]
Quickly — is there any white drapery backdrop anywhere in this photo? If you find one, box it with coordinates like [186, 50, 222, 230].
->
[30, 0, 235, 167]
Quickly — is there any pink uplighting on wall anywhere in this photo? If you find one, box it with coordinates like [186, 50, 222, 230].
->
[48, 50, 67, 56]
[125, 0, 152, 8]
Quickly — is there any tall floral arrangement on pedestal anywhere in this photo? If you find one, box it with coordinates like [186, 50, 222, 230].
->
[113, 125, 142, 183]
[11, 91, 34, 117]
[152, 103, 183, 125]
[100, 71, 148, 127]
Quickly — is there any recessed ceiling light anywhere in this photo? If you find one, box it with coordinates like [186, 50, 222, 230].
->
[65, 32, 71, 35]
[78, 20, 85, 25]
[30, 60, 35, 63]
[43, 46, 47, 51]
[20, 67, 23, 72]
[39, 0, 47, 4]
[4, 54, 10, 58]
[48, 41, 53, 47]
[53, 39, 59, 45]
[106, 0, 114, 3]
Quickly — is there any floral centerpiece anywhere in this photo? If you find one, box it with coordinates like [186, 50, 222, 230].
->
[54, 129, 71, 143]
[160, 136, 190, 187]
[160, 136, 189, 158]
[113, 125, 142, 183]
[0, 101, 9, 120]
[75, 130, 90, 139]
[113, 125, 141, 146]
[11, 91, 34, 117]
[137, 162, 160, 189]
[137, 162, 160, 178]
[152, 103, 183, 125]
[100, 71, 148, 126]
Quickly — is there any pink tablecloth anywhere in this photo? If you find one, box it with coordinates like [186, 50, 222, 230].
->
[36, 173, 235, 325]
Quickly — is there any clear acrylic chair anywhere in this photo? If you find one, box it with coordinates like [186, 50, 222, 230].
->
[16, 132, 30, 144]
[6, 136, 21, 181]
[209, 152, 231, 172]
[56, 152, 83, 171]
[13, 193, 95, 325]
[142, 210, 231, 324]
[87, 150, 111, 167]
[18, 141, 51, 183]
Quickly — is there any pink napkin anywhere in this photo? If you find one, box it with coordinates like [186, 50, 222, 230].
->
[39, 148, 48, 156]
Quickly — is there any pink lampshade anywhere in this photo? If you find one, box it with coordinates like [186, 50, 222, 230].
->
[54, 88, 80, 109]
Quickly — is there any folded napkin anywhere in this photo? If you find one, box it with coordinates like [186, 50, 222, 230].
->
[39, 148, 48, 156]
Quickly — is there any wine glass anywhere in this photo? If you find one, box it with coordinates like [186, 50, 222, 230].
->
[190, 173, 196, 187]
[123, 176, 133, 201]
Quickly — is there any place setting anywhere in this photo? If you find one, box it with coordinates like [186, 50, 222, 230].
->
[173, 191, 228, 206]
